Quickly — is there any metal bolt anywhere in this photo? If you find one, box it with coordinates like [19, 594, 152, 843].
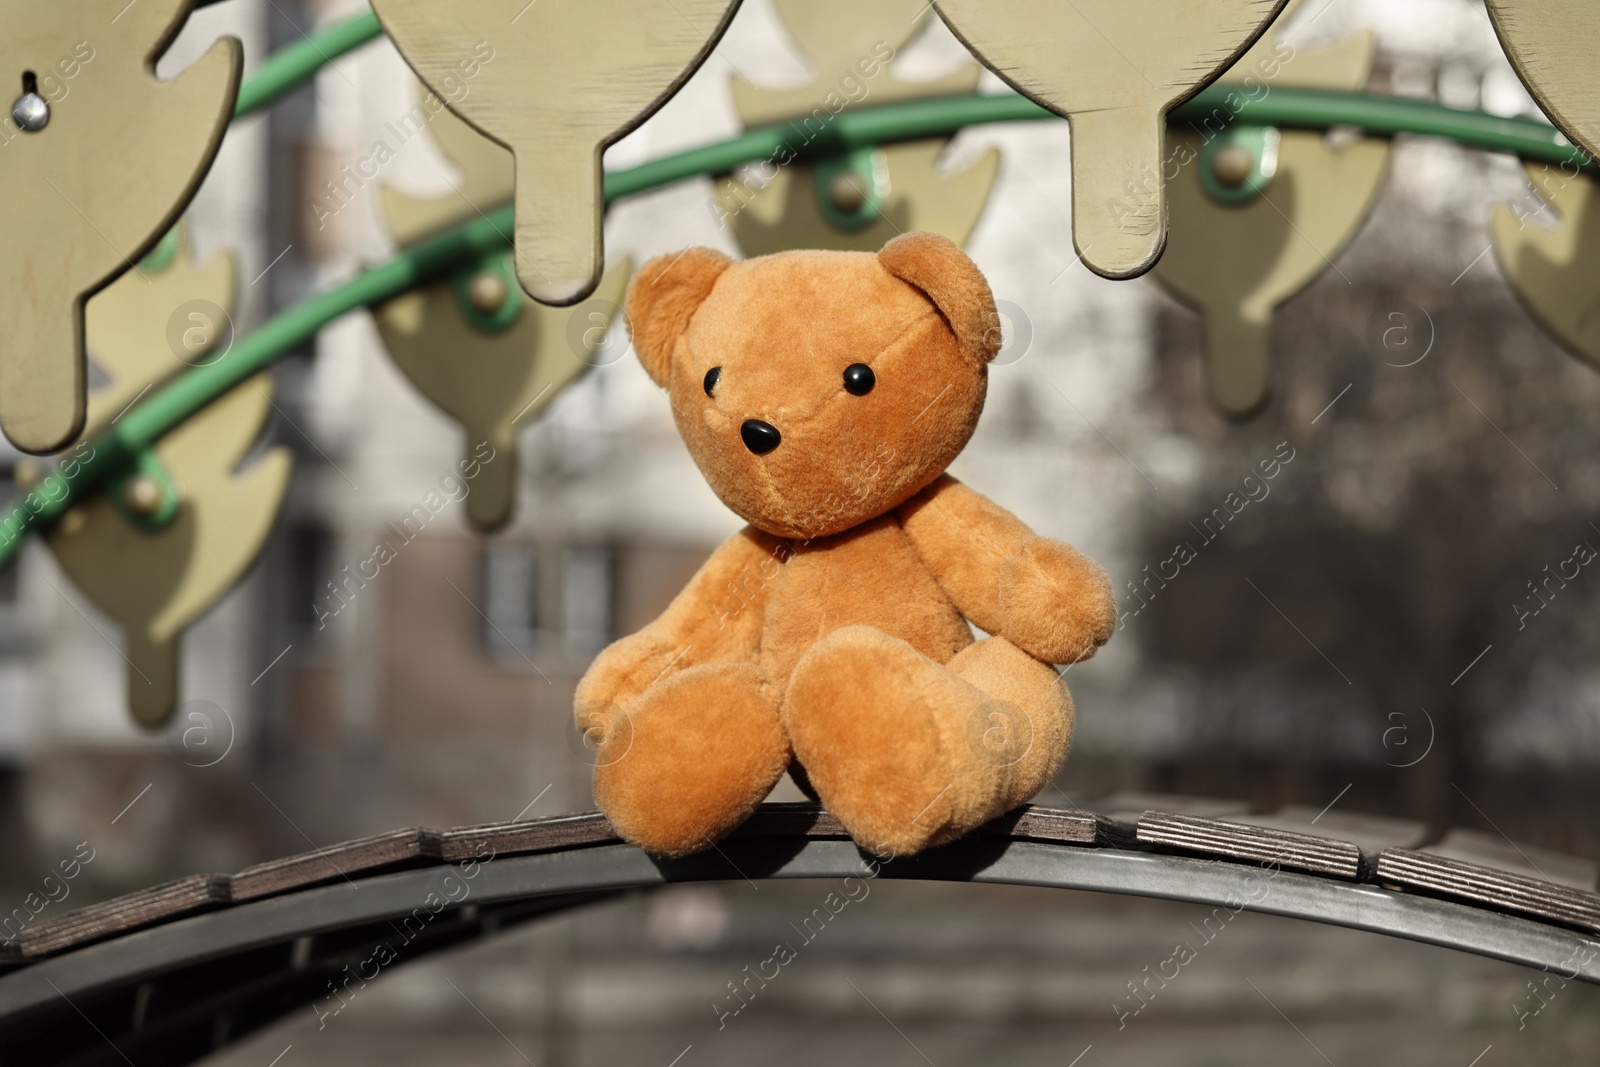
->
[1211, 143, 1255, 189]
[11, 91, 48, 133]
[828, 171, 868, 214]
[123, 475, 165, 518]
[466, 270, 510, 315]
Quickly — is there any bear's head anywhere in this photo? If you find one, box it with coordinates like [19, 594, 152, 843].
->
[625, 232, 1001, 540]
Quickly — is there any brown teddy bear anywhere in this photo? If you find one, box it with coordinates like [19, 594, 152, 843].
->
[575, 231, 1116, 858]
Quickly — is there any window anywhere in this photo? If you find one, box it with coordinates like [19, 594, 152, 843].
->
[480, 543, 612, 661]
[482, 543, 538, 659]
[563, 546, 612, 657]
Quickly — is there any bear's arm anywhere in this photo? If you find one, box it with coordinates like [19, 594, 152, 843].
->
[575, 526, 783, 731]
[897, 475, 1116, 664]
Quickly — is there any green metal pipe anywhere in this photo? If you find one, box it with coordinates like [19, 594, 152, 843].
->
[0, 77, 1591, 568]
[233, 9, 384, 119]
[1177, 84, 1590, 170]
[704, 86, 1592, 172]
[185, 2, 384, 118]
[614, 87, 1589, 195]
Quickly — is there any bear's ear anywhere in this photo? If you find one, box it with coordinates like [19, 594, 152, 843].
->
[625, 247, 732, 386]
[878, 232, 1000, 367]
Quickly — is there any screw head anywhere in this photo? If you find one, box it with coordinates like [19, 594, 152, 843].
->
[828, 171, 868, 214]
[123, 475, 165, 517]
[12, 91, 48, 133]
[466, 270, 510, 315]
[1211, 143, 1255, 189]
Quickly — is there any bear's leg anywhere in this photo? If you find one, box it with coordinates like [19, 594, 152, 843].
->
[784, 626, 1071, 856]
[592, 663, 789, 858]
[944, 634, 1075, 812]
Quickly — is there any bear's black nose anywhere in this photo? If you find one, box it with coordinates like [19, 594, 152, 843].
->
[741, 419, 781, 455]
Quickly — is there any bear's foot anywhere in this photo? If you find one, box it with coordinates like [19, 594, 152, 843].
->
[592, 663, 789, 858]
[784, 626, 1072, 857]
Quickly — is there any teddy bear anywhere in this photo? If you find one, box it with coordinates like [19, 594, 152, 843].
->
[574, 231, 1116, 859]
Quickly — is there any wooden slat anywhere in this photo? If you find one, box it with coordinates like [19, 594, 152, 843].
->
[1425, 829, 1598, 891]
[19, 875, 231, 959]
[231, 828, 444, 902]
[438, 811, 616, 862]
[1229, 807, 1427, 860]
[1138, 810, 1362, 879]
[1377, 848, 1600, 935]
[991, 806, 1104, 846]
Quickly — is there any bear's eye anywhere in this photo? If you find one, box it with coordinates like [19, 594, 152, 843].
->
[703, 366, 721, 398]
[843, 363, 875, 396]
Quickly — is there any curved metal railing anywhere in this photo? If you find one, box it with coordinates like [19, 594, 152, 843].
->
[2, 800, 1597, 1066]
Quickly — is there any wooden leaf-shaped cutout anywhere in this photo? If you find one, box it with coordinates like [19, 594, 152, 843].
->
[374, 257, 632, 532]
[1486, 2, 1600, 162]
[933, 0, 1287, 279]
[1154, 0, 1388, 415]
[1492, 163, 1600, 371]
[50, 379, 291, 727]
[47, 244, 290, 728]
[0, 1, 241, 454]
[721, 0, 998, 254]
[84, 224, 235, 432]
[370, 0, 740, 306]
[378, 82, 631, 531]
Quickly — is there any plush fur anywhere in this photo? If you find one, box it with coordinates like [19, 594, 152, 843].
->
[577, 232, 1116, 858]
